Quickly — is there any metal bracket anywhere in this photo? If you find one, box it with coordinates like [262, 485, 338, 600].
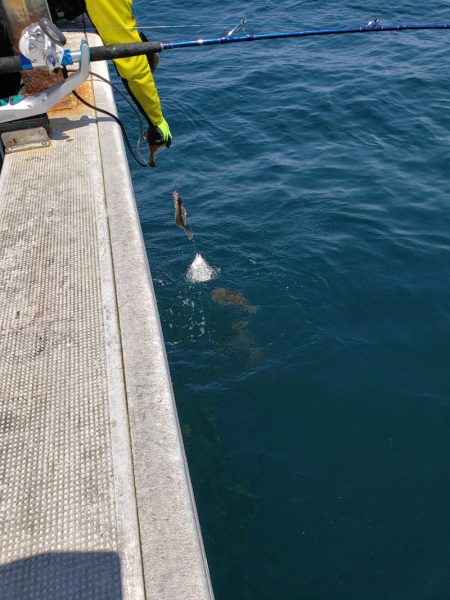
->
[1, 126, 50, 153]
[0, 40, 90, 124]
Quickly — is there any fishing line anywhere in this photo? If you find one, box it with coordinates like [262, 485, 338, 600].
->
[170, 157, 187, 231]
[66, 19, 450, 46]
[63, 25, 206, 31]
[170, 157, 179, 187]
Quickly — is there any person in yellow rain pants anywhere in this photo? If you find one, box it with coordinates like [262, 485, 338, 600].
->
[49, 0, 172, 153]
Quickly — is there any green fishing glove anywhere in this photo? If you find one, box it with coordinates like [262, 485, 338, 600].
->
[157, 117, 172, 146]
[147, 117, 172, 148]
[146, 117, 172, 167]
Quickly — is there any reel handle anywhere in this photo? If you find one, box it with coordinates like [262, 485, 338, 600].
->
[38, 18, 67, 46]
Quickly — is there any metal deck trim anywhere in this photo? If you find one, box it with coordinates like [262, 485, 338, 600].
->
[94, 118, 146, 600]
[91, 44, 215, 600]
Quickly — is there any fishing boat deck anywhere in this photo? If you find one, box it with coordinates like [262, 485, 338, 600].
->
[0, 32, 213, 600]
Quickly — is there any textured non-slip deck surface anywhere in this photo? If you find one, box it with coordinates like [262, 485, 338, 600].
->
[0, 117, 115, 554]
[0, 89, 142, 599]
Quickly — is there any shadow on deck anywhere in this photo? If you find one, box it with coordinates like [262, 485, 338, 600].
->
[0, 552, 122, 600]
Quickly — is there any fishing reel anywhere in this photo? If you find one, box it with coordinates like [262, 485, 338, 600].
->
[19, 18, 67, 72]
[0, 20, 90, 125]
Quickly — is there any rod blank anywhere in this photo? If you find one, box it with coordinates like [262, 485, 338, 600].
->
[0, 22, 449, 74]
[161, 22, 450, 50]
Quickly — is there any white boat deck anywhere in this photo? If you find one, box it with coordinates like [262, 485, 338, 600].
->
[0, 33, 213, 600]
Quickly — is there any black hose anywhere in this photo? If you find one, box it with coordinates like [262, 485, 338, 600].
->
[72, 89, 148, 167]
[88, 70, 149, 165]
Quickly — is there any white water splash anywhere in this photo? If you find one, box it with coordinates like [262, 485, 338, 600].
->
[186, 253, 220, 283]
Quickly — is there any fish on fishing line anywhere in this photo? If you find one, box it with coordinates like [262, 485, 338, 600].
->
[173, 190, 194, 241]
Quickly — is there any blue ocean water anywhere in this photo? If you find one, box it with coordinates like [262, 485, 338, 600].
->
[119, 2, 450, 598]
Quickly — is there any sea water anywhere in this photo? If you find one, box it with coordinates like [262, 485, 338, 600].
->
[118, 1, 450, 598]
[186, 252, 220, 283]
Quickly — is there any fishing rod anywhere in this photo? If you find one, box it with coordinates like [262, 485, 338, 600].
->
[1, 19, 450, 74]
[2, 17, 450, 126]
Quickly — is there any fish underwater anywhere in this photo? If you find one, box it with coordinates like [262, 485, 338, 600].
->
[224, 319, 263, 363]
[211, 287, 258, 313]
[173, 190, 194, 241]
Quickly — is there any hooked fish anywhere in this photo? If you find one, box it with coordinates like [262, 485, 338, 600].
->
[147, 133, 164, 167]
[173, 190, 194, 241]
[211, 287, 258, 313]
[149, 144, 158, 167]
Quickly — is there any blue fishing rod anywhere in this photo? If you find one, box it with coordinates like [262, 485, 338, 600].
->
[160, 20, 450, 51]
[0, 19, 450, 73]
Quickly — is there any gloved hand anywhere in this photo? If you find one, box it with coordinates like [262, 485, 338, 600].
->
[146, 117, 172, 167]
[147, 117, 172, 147]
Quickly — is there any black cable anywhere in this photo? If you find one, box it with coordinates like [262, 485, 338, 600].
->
[72, 89, 149, 167]
[62, 63, 150, 167]
[88, 70, 149, 164]
[89, 70, 144, 128]
[66, 65, 149, 164]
